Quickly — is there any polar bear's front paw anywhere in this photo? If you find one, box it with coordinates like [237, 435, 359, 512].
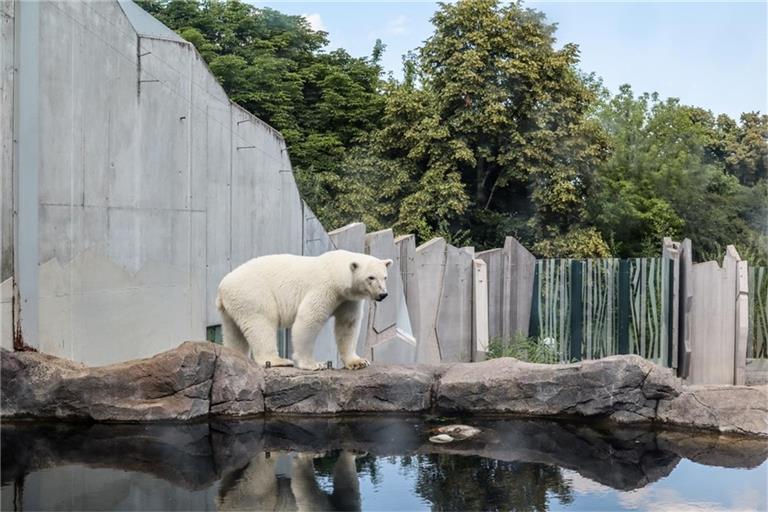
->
[343, 356, 370, 370]
[295, 359, 326, 371]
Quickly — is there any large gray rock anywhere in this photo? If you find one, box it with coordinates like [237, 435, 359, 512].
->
[210, 347, 265, 416]
[2, 343, 766, 437]
[1, 341, 216, 421]
[1, 341, 265, 421]
[657, 385, 768, 436]
[262, 365, 438, 413]
[436, 355, 680, 420]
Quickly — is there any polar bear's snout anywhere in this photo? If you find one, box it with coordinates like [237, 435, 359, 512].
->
[376, 292, 388, 302]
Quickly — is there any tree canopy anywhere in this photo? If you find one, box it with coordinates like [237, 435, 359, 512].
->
[139, 0, 767, 262]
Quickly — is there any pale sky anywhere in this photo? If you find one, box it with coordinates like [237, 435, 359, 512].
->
[254, 1, 767, 120]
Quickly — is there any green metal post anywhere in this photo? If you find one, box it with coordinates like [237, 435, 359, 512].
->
[570, 260, 583, 361]
[618, 259, 630, 354]
[666, 258, 675, 367]
[528, 264, 540, 339]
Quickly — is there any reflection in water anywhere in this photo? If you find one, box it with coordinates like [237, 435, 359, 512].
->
[217, 451, 362, 511]
[2, 416, 766, 511]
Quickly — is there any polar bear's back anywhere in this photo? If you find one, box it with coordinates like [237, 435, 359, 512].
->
[216, 252, 359, 326]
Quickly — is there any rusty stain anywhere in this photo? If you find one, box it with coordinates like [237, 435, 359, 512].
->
[11, 279, 36, 352]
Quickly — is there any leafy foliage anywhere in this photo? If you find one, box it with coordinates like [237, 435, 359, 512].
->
[141, 0, 766, 262]
[589, 86, 767, 261]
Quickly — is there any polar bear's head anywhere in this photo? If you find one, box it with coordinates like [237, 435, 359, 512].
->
[350, 257, 392, 302]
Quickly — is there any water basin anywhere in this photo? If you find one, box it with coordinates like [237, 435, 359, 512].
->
[2, 416, 766, 511]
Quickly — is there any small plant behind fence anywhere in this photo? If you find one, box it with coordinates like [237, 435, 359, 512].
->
[529, 257, 673, 366]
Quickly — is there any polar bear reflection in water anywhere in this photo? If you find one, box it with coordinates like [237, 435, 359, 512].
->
[218, 450, 362, 511]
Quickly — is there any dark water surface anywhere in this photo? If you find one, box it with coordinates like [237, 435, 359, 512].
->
[2, 416, 766, 511]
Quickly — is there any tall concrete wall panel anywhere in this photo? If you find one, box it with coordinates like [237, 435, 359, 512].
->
[328, 223, 365, 253]
[329, 223, 367, 358]
[302, 203, 337, 365]
[1, 0, 15, 350]
[501, 237, 536, 339]
[363, 229, 415, 363]
[688, 246, 741, 384]
[395, 234, 420, 344]
[678, 239, 693, 378]
[436, 244, 474, 362]
[735, 259, 749, 385]
[302, 202, 333, 257]
[6, 1, 317, 365]
[477, 248, 503, 342]
[365, 229, 398, 333]
[415, 238, 446, 364]
[473, 258, 489, 361]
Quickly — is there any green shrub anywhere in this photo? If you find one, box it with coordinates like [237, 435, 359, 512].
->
[486, 332, 561, 364]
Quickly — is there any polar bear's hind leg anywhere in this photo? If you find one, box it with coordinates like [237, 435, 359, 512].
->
[240, 313, 294, 367]
[220, 306, 249, 355]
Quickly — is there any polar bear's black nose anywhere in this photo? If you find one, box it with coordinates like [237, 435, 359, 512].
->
[377, 293, 388, 301]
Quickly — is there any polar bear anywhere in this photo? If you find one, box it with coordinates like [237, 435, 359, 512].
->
[216, 250, 391, 370]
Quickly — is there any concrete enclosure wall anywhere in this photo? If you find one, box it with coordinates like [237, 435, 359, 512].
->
[1, 0, 327, 364]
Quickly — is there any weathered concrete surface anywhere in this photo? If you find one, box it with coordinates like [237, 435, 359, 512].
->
[2, 343, 766, 437]
[688, 247, 742, 385]
[363, 229, 417, 364]
[5, 1, 318, 366]
[657, 385, 768, 436]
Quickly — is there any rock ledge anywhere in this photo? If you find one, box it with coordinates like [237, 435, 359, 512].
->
[2, 342, 765, 436]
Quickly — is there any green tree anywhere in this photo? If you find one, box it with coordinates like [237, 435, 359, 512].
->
[346, 0, 610, 252]
[590, 85, 765, 260]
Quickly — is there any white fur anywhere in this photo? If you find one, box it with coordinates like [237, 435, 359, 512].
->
[216, 250, 391, 370]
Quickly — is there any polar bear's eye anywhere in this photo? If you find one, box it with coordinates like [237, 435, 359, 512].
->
[368, 276, 375, 280]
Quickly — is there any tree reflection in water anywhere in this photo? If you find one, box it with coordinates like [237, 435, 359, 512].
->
[2, 416, 766, 511]
[410, 455, 574, 512]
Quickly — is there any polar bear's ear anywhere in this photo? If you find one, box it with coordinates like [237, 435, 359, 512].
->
[384, 259, 393, 268]
[350, 262, 359, 272]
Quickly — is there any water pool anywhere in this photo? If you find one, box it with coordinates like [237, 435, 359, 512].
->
[2, 416, 766, 511]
